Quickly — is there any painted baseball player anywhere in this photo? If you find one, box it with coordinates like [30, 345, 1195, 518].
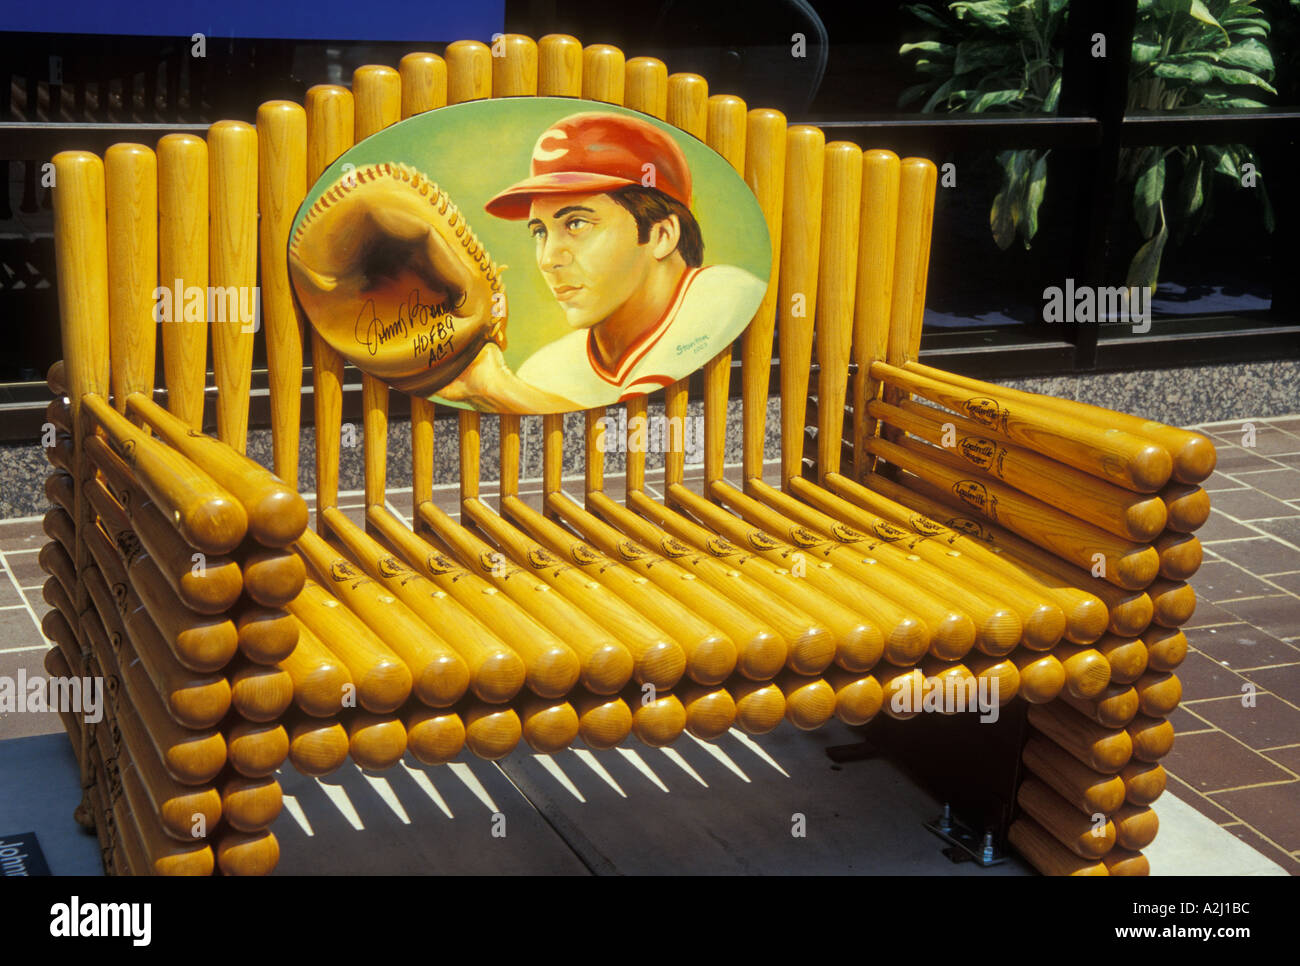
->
[483, 111, 767, 408]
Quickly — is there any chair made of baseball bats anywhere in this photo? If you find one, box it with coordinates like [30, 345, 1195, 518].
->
[43, 31, 1209, 876]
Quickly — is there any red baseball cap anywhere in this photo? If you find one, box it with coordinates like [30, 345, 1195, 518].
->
[485, 111, 692, 220]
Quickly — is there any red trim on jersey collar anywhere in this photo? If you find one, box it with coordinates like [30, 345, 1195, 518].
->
[586, 268, 701, 387]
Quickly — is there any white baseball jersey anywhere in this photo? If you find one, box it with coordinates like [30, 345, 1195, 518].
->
[516, 264, 767, 408]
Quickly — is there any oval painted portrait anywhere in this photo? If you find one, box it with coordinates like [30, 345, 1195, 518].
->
[288, 97, 772, 414]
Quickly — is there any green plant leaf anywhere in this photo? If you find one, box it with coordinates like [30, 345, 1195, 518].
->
[970, 88, 1026, 111]
[1207, 65, 1277, 92]
[1022, 151, 1049, 243]
[1126, 204, 1169, 291]
[1132, 42, 1162, 64]
[1134, 154, 1167, 237]
[900, 41, 956, 57]
[1177, 154, 1204, 218]
[1189, 0, 1225, 30]
[1042, 74, 1062, 112]
[899, 82, 935, 107]
[950, 1, 1013, 30]
[1154, 62, 1214, 85]
[954, 42, 1020, 74]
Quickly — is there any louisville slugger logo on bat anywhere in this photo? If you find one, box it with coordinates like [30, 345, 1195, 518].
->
[952, 479, 1000, 521]
[957, 435, 1007, 476]
[962, 397, 1009, 434]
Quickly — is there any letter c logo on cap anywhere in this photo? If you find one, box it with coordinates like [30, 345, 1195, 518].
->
[533, 128, 568, 162]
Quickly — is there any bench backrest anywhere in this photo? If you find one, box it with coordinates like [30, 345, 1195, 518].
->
[51, 33, 937, 518]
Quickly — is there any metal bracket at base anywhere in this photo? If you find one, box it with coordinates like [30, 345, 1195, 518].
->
[924, 803, 1007, 867]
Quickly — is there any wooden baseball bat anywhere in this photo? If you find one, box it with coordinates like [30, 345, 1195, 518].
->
[668, 684, 736, 740]
[629, 689, 687, 747]
[105, 142, 157, 412]
[1102, 848, 1150, 876]
[108, 686, 225, 841]
[581, 43, 625, 104]
[42, 505, 76, 563]
[229, 660, 295, 723]
[776, 673, 837, 731]
[466, 485, 688, 691]
[45, 433, 73, 474]
[1149, 579, 1196, 628]
[231, 599, 299, 665]
[120, 594, 232, 730]
[568, 691, 634, 749]
[286, 714, 350, 777]
[667, 482, 930, 666]
[876, 664, 926, 720]
[1022, 735, 1126, 817]
[874, 397, 1169, 541]
[502, 492, 741, 685]
[822, 668, 884, 726]
[225, 718, 290, 778]
[256, 100, 307, 486]
[303, 82, 354, 521]
[1144, 626, 1187, 672]
[906, 361, 1216, 484]
[1154, 531, 1202, 581]
[1060, 683, 1140, 729]
[45, 471, 74, 516]
[207, 119, 258, 454]
[276, 618, 351, 717]
[296, 528, 470, 708]
[404, 706, 466, 766]
[545, 485, 786, 682]
[873, 362, 1174, 492]
[400, 51, 448, 116]
[129, 553, 239, 673]
[285, 577, 413, 713]
[868, 433, 1160, 590]
[706, 482, 962, 663]
[462, 700, 523, 761]
[119, 766, 214, 875]
[587, 488, 836, 675]
[519, 694, 581, 754]
[1135, 671, 1182, 718]
[777, 124, 825, 488]
[880, 469, 1155, 637]
[629, 488, 882, 673]
[39, 542, 77, 612]
[1160, 482, 1210, 533]
[964, 652, 1021, 706]
[46, 395, 72, 434]
[85, 436, 243, 614]
[240, 543, 306, 609]
[1053, 643, 1112, 699]
[419, 497, 635, 695]
[47, 359, 67, 397]
[156, 133, 208, 431]
[81, 394, 247, 554]
[1093, 633, 1150, 685]
[216, 829, 280, 876]
[221, 774, 283, 833]
[789, 473, 1065, 650]
[1120, 760, 1167, 807]
[492, 33, 538, 96]
[446, 39, 493, 104]
[352, 64, 401, 511]
[1028, 701, 1133, 774]
[126, 394, 309, 548]
[1113, 802, 1160, 850]
[321, 507, 525, 704]
[1017, 777, 1116, 858]
[367, 505, 582, 699]
[107, 622, 227, 785]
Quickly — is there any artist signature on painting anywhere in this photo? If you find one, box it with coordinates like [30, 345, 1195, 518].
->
[356, 289, 458, 356]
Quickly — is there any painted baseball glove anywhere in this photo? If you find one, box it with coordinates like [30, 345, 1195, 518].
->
[288, 162, 506, 397]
